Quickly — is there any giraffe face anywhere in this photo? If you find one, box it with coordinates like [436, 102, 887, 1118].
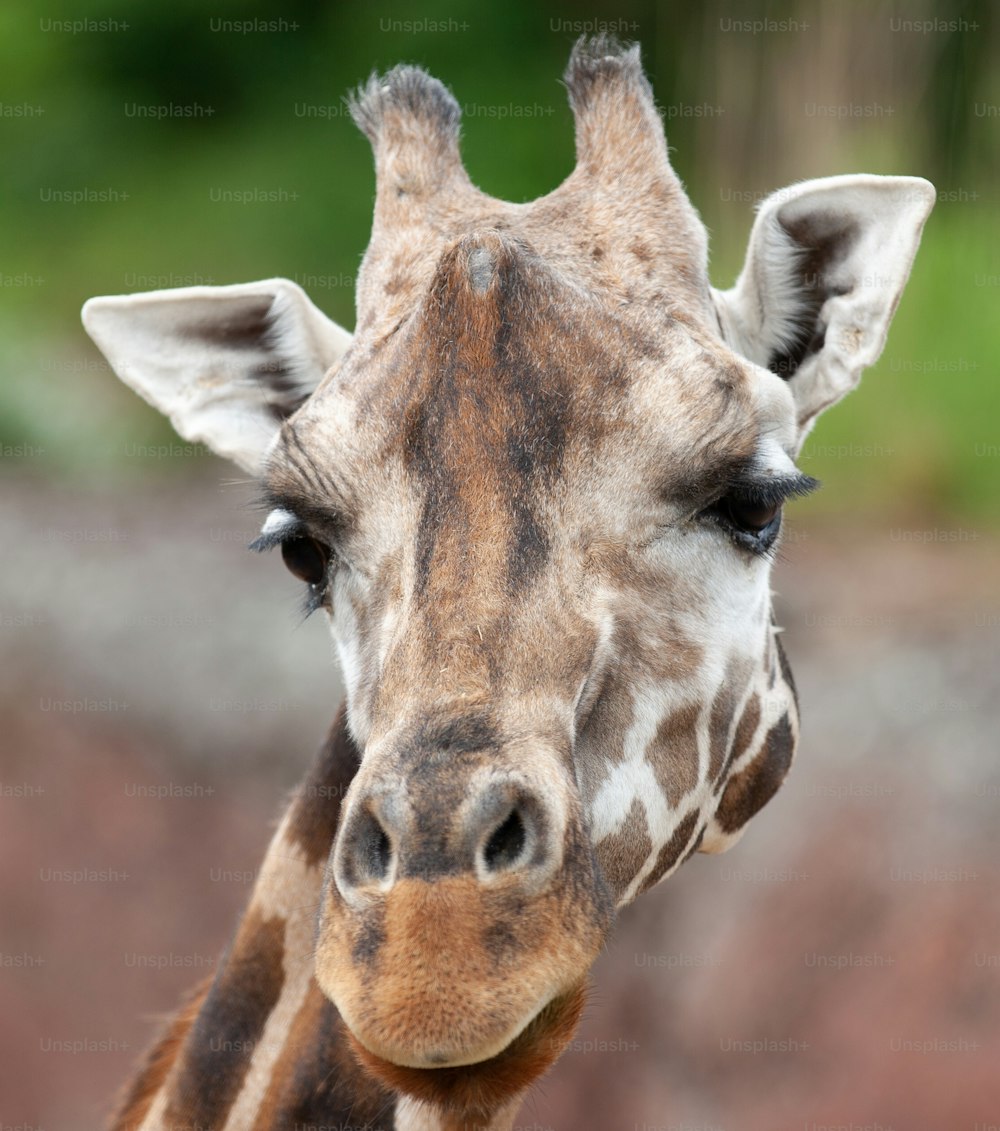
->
[271, 224, 808, 891]
[83, 37, 933, 1121]
[266, 227, 810, 1084]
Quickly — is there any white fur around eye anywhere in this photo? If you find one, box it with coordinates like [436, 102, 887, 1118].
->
[260, 508, 300, 539]
[753, 436, 801, 480]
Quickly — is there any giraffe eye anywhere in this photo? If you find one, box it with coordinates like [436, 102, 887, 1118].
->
[701, 491, 785, 553]
[280, 536, 329, 586]
[722, 497, 781, 534]
[704, 473, 818, 550]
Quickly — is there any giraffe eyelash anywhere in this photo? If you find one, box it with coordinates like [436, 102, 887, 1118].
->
[722, 472, 820, 510]
[299, 582, 328, 619]
[698, 472, 819, 556]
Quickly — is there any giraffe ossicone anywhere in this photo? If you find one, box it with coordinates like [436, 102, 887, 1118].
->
[83, 36, 934, 1131]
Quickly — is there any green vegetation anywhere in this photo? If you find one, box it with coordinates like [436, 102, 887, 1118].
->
[1, 0, 995, 520]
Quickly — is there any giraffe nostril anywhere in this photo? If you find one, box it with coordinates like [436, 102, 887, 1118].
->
[482, 808, 527, 873]
[353, 807, 393, 884]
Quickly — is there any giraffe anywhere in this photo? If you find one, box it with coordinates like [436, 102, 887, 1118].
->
[82, 37, 934, 1131]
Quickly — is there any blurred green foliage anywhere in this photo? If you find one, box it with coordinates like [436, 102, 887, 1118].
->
[0, 0, 996, 521]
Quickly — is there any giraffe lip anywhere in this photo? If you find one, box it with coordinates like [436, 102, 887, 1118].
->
[343, 981, 588, 1112]
[352, 989, 558, 1070]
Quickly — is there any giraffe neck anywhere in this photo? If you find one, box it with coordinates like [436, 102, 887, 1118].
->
[112, 708, 520, 1131]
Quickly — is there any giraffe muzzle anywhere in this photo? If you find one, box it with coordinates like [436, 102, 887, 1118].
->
[315, 763, 613, 1076]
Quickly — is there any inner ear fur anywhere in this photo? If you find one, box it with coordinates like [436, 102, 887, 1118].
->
[713, 175, 935, 447]
[82, 278, 352, 474]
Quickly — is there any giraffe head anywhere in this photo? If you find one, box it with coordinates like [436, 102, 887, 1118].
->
[84, 38, 932, 1120]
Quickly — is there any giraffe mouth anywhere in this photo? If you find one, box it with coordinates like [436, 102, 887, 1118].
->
[342, 980, 587, 1115]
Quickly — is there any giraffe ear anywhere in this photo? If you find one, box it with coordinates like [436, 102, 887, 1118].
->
[713, 175, 935, 450]
[82, 279, 352, 475]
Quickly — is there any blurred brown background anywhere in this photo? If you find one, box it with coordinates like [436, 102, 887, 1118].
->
[1, 0, 998, 1128]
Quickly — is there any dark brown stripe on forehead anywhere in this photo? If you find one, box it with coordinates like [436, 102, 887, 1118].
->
[285, 705, 362, 869]
[163, 909, 286, 1127]
[402, 235, 575, 606]
[507, 496, 550, 592]
[252, 979, 396, 1131]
